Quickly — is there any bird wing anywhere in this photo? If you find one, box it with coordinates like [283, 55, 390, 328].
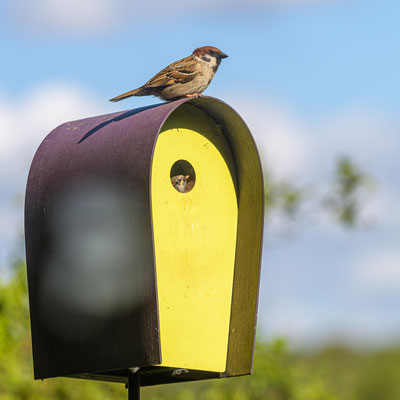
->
[142, 56, 199, 88]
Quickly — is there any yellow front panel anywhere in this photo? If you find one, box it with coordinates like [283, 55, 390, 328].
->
[151, 106, 238, 372]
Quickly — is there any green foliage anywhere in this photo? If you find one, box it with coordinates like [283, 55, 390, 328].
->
[265, 175, 306, 218]
[0, 259, 127, 400]
[1, 260, 399, 399]
[265, 156, 375, 228]
[323, 156, 375, 227]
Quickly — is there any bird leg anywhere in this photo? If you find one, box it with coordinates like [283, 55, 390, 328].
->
[183, 93, 203, 98]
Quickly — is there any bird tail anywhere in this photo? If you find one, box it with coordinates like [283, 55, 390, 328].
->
[109, 86, 151, 102]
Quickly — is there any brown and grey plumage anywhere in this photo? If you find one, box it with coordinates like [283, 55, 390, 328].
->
[109, 46, 228, 102]
[171, 175, 191, 193]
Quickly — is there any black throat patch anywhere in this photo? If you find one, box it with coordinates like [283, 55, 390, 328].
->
[212, 58, 221, 73]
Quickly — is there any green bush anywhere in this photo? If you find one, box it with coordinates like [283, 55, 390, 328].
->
[0, 260, 399, 400]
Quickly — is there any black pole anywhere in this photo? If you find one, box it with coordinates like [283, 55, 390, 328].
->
[127, 367, 140, 400]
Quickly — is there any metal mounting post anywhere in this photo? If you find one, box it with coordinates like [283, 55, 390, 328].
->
[127, 367, 140, 400]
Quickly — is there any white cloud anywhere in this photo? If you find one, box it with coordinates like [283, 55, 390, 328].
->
[310, 109, 399, 173]
[353, 248, 400, 293]
[260, 299, 319, 344]
[6, 0, 339, 36]
[228, 97, 399, 180]
[259, 262, 400, 348]
[226, 95, 310, 180]
[8, 0, 122, 36]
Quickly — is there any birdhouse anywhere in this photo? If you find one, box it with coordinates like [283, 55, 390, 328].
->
[24, 97, 264, 389]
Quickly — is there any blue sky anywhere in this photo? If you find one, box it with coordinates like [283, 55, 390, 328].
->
[0, 0, 399, 347]
[1, 0, 399, 113]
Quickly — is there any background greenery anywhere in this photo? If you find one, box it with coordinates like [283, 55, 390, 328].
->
[0, 157, 389, 399]
[2, 249, 400, 400]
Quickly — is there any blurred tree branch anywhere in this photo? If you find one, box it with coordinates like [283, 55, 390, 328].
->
[322, 156, 375, 227]
[264, 155, 376, 228]
[265, 175, 307, 218]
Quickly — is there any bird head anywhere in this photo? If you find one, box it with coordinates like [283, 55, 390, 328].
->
[171, 175, 190, 193]
[192, 46, 228, 69]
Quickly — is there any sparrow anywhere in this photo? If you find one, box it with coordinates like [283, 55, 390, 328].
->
[171, 175, 191, 193]
[109, 46, 228, 102]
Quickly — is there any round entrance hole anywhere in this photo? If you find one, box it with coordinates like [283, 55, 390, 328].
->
[170, 160, 196, 193]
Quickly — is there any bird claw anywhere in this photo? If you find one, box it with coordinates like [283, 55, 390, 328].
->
[183, 93, 203, 98]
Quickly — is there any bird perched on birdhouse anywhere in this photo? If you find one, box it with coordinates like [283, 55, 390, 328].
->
[109, 46, 228, 102]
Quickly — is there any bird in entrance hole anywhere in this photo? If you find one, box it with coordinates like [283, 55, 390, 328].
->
[109, 46, 228, 102]
[171, 175, 193, 193]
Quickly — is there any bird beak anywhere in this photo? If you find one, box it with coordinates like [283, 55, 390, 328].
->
[219, 52, 228, 59]
[185, 175, 190, 180]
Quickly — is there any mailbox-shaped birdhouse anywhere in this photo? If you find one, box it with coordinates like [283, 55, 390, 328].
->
[25, 97, 264, 388]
